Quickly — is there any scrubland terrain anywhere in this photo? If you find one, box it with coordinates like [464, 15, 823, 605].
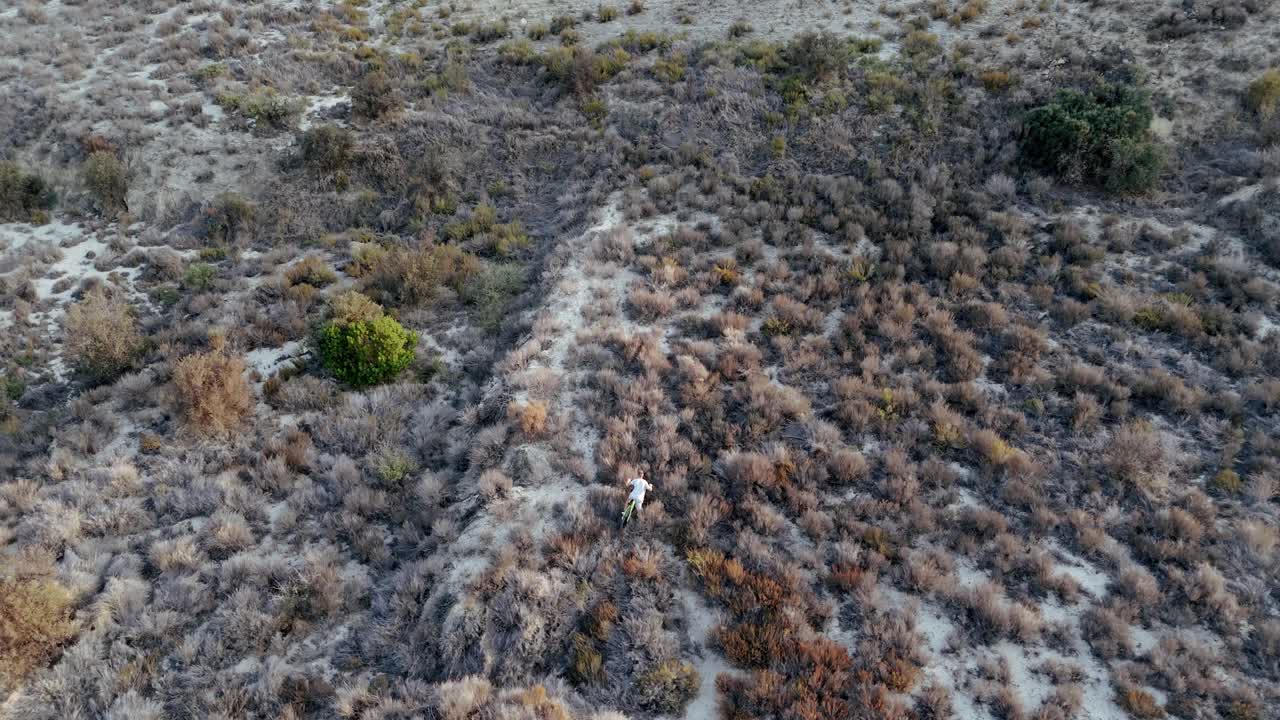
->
[2, 0, 1280, 719]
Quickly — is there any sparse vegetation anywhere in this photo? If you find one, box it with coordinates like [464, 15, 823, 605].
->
[2, 4, 1277, 720]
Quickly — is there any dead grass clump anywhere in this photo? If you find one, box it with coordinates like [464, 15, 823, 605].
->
[1101, 420, 1172, 492]
[828, 448, 868, 484]
[508, 400, 549, 438]
[593, 227, 634, 263]
[1116, 685, 1165, 718]
[64, 289, 145, 381]
[0, 576, 78, 691]
[629, 287, 676, 320]
[1081, 606, 1134, 659]
[172, 340, 252, 436]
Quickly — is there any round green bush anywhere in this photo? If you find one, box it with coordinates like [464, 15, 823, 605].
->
[316, 314, 417, 387]
[1021, 83, 1164, 194]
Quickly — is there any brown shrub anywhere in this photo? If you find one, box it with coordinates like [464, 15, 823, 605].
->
[508, 400, 549, 438]
[1101, 420, 1171, 492]
[1115, 686, 1165, 718]
[367, 244, 482, 307]
[629, 286, 677, 320]
[0, 577, 78, 690]
[64, 289, 145, 381]
[173, 342, 252, 436]
[828, 448, 869, 484]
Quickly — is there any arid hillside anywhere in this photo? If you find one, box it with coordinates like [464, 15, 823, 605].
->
[2, 1, 1279, 719]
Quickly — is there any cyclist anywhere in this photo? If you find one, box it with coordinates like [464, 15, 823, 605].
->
[621, 476, 653, 526]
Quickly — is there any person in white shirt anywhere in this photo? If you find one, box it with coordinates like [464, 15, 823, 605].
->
[623, 476, 653, 522]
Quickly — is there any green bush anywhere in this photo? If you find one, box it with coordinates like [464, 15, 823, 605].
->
[241, 91, 297, 129]
[1246, 69, 1280, 119]
[316, 297, 417, 387]
[1021, 83, 1164, 194]
[81, 152, 127, 213]
[183, 262, 217, 290]
[0, 162, 56, 222]
[783, 32, 851, 82]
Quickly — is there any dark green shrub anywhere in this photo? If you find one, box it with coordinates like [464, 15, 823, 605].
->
[0, 162, 56, 222]
[183, 262, 217, 290]
[1104, 135, 1166, 195]
[81, 151, 127, 213]
[203, 192, 256, 244]
[301, 125, 354, 183]
[316, 294, 417, 387]
[783, 32, 850, 82]
[1021, 83, 1164, 194]
[352, 70, 403, 119]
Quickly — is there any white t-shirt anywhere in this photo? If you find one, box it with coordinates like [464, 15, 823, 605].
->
[627, 478, 653, 504]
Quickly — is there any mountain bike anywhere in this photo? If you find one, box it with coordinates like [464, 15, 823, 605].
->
[620, 498, 637, 528]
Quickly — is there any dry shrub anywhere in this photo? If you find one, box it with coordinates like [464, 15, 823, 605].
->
[508, 400, 549, 438]
[1115, 685, 1165, 719]
[593, 226, 634, 263]
[827, 448, 868, 484]
[284, 255, 336, 288]
[478, 468, 512, 500]
[173, 341, 252, 435]
[629, 286, 677, 320]
[970, 428, 1033, 475]
[64, 289, 145, 381]
[1101, 420, 1171, 492]
[0, 576, 78, 690]
[1081, 606, 1134, 659]
[367, 244, 482, 307]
